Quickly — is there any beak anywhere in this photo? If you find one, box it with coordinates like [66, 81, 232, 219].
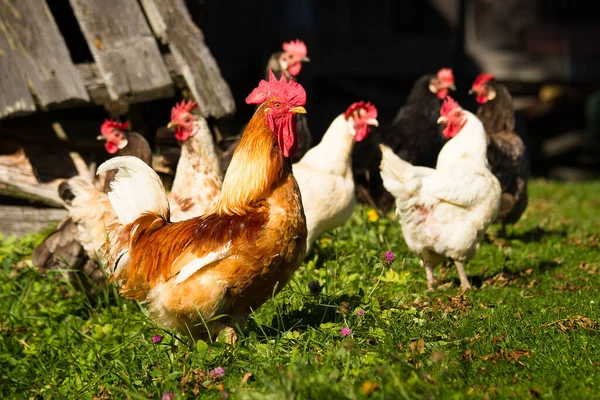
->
[290, 106, 307, 114]
[448, 84, 457, 91]
[167, 121, 177, 129]
[97, 135, 105, 141]
[302, 57, 310, 63]
[367, 118, 379, 127]
[468, 89, 474, 95]
[437, 116, 448, 124]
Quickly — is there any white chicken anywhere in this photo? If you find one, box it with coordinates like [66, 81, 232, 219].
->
[293, 101, 378, 251]
[166, 100, 223, 222]
[379, 97, 501, 290]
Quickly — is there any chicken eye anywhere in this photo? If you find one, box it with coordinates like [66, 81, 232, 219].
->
[274, 103, 282, 109]
[454, 111, 461, 118]
[184, 117, 191, 123]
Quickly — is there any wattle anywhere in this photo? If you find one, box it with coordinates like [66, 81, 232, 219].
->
[175, 128, 190, 141]
[266, 113, 297, 158]
[436, 88, 449, 100]
[105, 142, 119, 154]
[476, 94, 489, 104]
[288, 62, 302, 77]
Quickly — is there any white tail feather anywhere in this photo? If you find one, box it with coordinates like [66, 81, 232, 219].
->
[97, 156, 169, 225]
[379, 144, 414, 199]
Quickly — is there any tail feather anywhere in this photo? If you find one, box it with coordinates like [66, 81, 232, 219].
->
[97, 156, 169, 225]
[379, 144, 416, 201]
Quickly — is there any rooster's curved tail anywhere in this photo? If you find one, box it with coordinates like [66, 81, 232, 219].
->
[97, 156, 169, 225]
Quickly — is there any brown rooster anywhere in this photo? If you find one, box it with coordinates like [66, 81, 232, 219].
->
[166, 100, 223, 221]
[32, 120, 152, 293]
[97, 71, 308, 342]
[470, 73, 529, 236]
[220, 39, 312, 170]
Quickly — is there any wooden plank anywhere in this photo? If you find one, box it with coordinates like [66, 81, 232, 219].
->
[0, 206, 66, 237]
[69, 0, 173, 103]
[140, 0, 236, 119]
[75, 54, 185, 106]
[0, 0, 89, 120]
[0, 27, 36, 120]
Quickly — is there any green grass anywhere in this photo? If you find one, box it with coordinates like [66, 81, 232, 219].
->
[1, 179, 600, 399]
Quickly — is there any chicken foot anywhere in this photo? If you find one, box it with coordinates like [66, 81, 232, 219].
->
[454, 261, 471, 290]
[215, 325, 238, 346]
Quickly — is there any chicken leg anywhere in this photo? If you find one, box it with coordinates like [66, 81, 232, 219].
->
[454, 261, 471, 290]
[423, 261, 436, 291]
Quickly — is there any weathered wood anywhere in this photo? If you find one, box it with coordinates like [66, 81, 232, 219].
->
[140, 0, 236, 119]
[0, 29, 36, 120]
[0, 0, 89, 120]
[69, 0, 173, 103]
[76, 54, 186, 106]
[0, 206, 66, 237]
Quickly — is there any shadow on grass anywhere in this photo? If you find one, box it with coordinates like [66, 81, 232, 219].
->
[464, 259, 561, 289]
[246, 293, 363, 339]
[485, 226, 567, 245]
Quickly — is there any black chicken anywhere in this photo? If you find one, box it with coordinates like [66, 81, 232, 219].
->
[470, 73, 529, 236]
[353, 68, 456, 213]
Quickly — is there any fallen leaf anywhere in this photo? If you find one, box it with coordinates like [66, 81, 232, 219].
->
[492, 335, 505, 344]
[512, 373, 518, 384]
[431, 350, 445, 363]
[409, 338, 425, 355]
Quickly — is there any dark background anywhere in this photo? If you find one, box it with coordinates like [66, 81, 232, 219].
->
[199, 0, 600, 179]
[4, 0, 600, 180]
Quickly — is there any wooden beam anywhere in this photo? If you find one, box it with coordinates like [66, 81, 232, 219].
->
[69, 0, 173, 103]
[0, 206, 66, 237]
[140, 0, 236, 119]
[0, 0, 89, 120]
[75, 54, 185, 106]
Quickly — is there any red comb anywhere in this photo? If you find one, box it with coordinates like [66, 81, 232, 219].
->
[440, 96, 461, 117]
[171, 99, 198, 120]
[282, 39, 307, 58]
[472, 73, 495, 88]
[344, 101, 378, 119]
[101, 119, 129, 132]
[437, 68, 455, 84]
[246, 69, 306, 106]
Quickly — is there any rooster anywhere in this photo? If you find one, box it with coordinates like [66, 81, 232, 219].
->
[293, 101, 378, 252]
[470, 73, 530, 237]
[220, 39, 312, 170]
[379, 97, 501, 291]
[32, 120, 152, 293]
[97, 71, 308, 341]
[166, 100, 223, 221]
[353, 68, 456, 213]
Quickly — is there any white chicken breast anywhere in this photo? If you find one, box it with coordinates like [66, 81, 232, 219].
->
[379, 97, 501, 290]
[293, 102, 378, 252]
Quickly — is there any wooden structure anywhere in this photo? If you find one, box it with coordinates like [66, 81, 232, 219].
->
[0, 0, 234, 121]
[0, 0, 235, 236]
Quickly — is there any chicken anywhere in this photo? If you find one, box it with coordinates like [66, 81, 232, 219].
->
[97, 120, 152, 193]
[220, 39, 312, 170]
[470, 73, 530, 236]
[379, 97, 501, 291]
[293, 101, 378, 252]
[32, 120, 152, 293]
[166, 100, 223, 221]
[353, 68, 456, 213]
[96, 71, 308, 341]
